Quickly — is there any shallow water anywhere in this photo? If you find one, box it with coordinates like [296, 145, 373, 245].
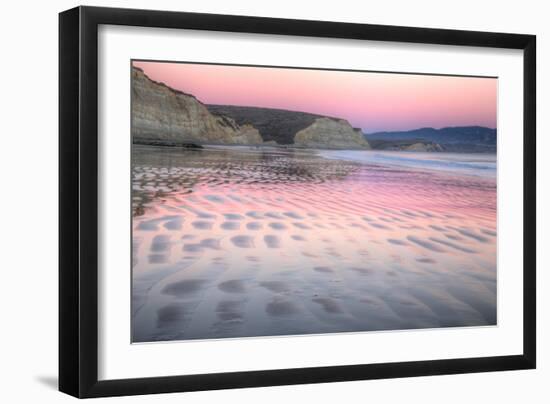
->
[131, 145, 497, 342]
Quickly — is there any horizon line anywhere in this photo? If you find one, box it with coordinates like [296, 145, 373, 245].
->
[206, 102, 497, 134]
[132, 61, 497, 133]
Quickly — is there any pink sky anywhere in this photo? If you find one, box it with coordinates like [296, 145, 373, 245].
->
[133, 61, 497, 133]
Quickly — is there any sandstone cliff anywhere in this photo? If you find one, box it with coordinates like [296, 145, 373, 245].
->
[207, 105, 325, 144]
[208, 105, 371, 149]
[132, 67, 263, 145]
[294, 118, 371, 149]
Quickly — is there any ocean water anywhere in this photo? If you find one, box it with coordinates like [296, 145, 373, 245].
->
[320, 150, 496, 178]
[131, 145, 497, 342]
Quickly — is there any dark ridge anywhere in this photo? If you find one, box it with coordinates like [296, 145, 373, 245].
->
[368, 138, 445, 151]
[365, 126, 497, 153]
[207, 105, 341, 144]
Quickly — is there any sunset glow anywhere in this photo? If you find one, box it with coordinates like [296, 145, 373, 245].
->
[133, 60, 497, 133]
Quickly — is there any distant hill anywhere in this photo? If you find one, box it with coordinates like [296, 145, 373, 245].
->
[207, 105, 327, 144]
[207, 105, 369, 149]
[365, 126, 496, 153]
[207, 105, 328, 144]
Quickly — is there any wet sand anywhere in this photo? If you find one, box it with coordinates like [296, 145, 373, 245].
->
[131, 145, 497, 342]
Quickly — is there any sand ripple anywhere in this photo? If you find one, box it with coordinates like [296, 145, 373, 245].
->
[132, 146, 496, 342]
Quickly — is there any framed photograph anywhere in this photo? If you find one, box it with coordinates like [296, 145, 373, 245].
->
[59, 6, 536, 398]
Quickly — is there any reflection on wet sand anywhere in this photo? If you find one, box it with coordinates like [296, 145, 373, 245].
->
[132, 145, 496, 342]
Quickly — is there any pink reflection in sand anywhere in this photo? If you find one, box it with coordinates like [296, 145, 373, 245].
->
[131, 146, 496, 342]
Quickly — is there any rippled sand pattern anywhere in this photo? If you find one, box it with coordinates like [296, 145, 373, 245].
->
[132, 145, 496, 342]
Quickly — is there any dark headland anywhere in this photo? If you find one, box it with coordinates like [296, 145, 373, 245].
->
[365, 126, 496, 153]
[131, 66, 495, 153]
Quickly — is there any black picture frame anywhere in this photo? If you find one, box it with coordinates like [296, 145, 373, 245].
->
[59, 5, 536, 398]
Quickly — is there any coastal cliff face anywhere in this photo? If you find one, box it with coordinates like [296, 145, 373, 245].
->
[132, 66, 370, 149]
[208, 105, 371, 149]
[294, 118, 371, 149]
[132, 67, 263, 145]
[207, 105, 323, 144]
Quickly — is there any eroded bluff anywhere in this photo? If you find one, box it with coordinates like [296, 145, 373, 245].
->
[132, 67, 263, 146]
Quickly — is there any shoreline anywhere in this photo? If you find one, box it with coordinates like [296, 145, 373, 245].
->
[132, 143, 497, 179]
[132, 140, 496, 154]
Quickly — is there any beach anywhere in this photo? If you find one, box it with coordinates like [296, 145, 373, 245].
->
[131, 145, 497, 342]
